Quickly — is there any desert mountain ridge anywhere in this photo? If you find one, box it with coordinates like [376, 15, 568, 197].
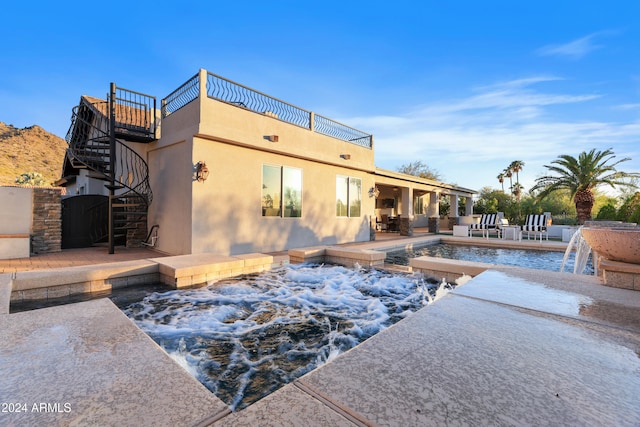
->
[0, 121, 68, 186]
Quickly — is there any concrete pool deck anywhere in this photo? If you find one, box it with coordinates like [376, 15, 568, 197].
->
[2, 234, 640, 425]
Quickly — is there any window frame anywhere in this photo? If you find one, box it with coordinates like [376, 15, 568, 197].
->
[262, 164, 303, 218]
[336, 175, 362, 218]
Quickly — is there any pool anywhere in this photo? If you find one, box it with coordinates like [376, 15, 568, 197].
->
[384, 242, 594, 274]
[119, 263, 456, 410]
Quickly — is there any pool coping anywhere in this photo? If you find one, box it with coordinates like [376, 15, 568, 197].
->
[4, 237, 640, 426]
[2, 235, 573, 314]
[289, 234, 573, 283]
[3, 252, 284, 312]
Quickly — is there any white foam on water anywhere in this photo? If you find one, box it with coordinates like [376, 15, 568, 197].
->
[455, 273, 473, 286]
[123, 263, 449, 410]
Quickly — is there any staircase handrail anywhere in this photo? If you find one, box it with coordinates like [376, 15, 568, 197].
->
[65, 101, 153, 206]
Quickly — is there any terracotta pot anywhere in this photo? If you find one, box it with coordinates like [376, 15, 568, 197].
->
[581, 226, 640, 264]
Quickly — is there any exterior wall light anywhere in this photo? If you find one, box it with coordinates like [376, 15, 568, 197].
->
[195, 161, 209, 182]
[368, 186, 380, 198]
[340, 154, 351, 160]
[264, 135, 279, 142]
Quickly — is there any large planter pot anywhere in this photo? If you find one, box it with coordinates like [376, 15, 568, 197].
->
[581, 226, 640, 264]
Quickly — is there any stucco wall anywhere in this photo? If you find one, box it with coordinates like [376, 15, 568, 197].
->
[145, 100, 202, 255]
[147, 140, 193, 255]
[198, 94, 375, 173]
[0, 187, 33, 234]
[146, 82, 378, 256]
[191, 137, 375, 255]
[0, 187, 61, 257]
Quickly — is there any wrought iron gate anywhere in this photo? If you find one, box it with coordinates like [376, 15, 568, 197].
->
[61, 195, 110, 249]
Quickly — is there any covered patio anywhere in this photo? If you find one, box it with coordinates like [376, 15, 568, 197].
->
[372, 168, 476, 236]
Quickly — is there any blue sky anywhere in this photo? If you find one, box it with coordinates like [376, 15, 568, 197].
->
[1, 1, 638, 194]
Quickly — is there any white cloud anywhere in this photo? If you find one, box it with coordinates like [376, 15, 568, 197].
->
[536, 33, 606, 60]
[613, 103, 640, 110]
[341, 76, 640, 192]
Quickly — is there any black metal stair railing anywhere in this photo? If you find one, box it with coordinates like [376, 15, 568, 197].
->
[65, 97, 153, 246]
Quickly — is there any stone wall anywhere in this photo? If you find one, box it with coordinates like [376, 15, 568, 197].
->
[31, 188, 62, 254]
[399, 217, 413, 236]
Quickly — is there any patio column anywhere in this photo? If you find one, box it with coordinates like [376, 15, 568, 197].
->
[450, 194, 459, 217]
[448, 194, 460, 227]
[466, 196, 474, 216]
[399, 187, 413, 236]
[428, 191, 440, 233]
[428, 191, 440, 217]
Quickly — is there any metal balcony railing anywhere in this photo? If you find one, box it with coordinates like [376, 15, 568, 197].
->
[112, 87, 157, 141]
[313, 114, 372, 148]
[161, 73, 200, 118]
[160, 71, 373, 149]
[206, 72, 312, 129]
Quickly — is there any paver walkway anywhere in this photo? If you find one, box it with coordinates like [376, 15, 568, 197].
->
[0, 246, 166, 272]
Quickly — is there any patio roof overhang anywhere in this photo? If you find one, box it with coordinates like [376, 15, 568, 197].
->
[373, 167, 476, 198]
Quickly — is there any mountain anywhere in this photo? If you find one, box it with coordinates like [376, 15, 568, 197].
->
[0, 122, 68, 186]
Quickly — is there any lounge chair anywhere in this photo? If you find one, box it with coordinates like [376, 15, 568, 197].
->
[521, 213, 550, 241]
[469, 212, 503, 238]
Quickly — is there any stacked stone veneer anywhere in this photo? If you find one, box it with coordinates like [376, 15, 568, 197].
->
[125, 194, 149, 248]
[598, 258, 640, 291]
[399, 217, 413, 236]
[31, 188, 62, 254]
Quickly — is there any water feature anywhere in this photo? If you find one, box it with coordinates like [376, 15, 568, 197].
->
[581, 223, 640, 264]
[119, 263, 459, 410]
[561, 227, 592, 274]
[571, 221, 640, 288]
[561, 222, 640, 278]
[386, 243, 593, 274]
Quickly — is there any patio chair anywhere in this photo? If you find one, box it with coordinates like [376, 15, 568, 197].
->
[386, 215, 400, 232]
[469, 212, 503, 238]
[521, 213, 551, 241]
[380, 214, 389, 232]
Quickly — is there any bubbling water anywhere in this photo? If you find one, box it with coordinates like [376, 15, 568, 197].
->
[122, 263, 457, 410]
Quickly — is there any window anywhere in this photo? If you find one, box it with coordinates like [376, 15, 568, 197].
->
[262, 165, 302, 217]
[336, 175, 361, 217]
[283, 167, 302, 217]
[414, 195, 426, 215]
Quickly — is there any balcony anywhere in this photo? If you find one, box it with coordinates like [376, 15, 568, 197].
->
[161, 70, 373, 149]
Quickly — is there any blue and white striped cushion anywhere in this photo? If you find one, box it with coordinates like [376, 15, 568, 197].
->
[471, 213, 497, 229]
[522, 214, 546, 231]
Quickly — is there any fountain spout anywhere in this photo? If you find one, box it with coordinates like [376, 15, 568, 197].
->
[560, 227, 592, 274]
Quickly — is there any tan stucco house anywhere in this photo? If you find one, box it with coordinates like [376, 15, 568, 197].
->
[57, 69, 475, 256]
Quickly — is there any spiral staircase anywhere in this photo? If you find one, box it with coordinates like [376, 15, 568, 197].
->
[63, 84, 156, 253]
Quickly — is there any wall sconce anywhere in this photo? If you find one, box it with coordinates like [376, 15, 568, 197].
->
[264, 135, 279, 142]
[340, 154, 351, 160]
[368, 186, 380, 198]
[195, 161, 209, 182]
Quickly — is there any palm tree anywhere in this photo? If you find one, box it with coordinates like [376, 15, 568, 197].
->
[509, 160, 525, 185]
[512, 182, 524, 201]
[504, 168, 513, 193]
[511, 182, 525, 222]
[531, 148, 640, 224]
[497, 173, 505, 192]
